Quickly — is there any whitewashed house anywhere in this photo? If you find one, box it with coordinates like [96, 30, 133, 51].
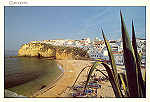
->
[101, 39, 124, 65]
[136, 38, 146, 56]
[87, 47, 104, 59]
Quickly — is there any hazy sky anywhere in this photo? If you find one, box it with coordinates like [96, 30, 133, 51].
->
[5, 6, 145, 50]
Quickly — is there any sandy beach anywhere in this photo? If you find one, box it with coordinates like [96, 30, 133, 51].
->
[31, 60, 117, 98]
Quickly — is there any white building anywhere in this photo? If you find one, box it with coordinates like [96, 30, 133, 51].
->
[136, 38, 146, 56]
[87, 47, 104, 59]
[101, 39, 124, 65]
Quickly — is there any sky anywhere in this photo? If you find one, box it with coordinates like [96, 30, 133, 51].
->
[5, 6, 146, 51]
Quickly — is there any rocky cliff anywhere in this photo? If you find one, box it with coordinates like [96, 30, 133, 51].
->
[18, 42, 89, 60]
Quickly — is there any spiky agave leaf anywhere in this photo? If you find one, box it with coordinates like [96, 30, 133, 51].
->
[72, 65, 92, 88]
[143, 71, 146, 83]
[84, 61, 108, 94]
[118, 73, 129, 97]
[101, 63, 123, 97]
[132, 20, 146, 97]
[120, 11, 140, 97]
[95, 68, 108, 78]
[84, 62, 98, 90]
[101, 29, 117, 74]
[101, 29, 123, 97]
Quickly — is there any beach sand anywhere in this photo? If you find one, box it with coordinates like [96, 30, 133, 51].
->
[32, 60, 115, 98]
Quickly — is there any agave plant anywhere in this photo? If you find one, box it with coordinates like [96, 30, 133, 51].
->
[84, 11, 146, 98]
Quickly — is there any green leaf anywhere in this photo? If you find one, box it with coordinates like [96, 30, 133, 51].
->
[84, 62, 98, 90]
[132, 21, 146, 97]
[143, 71, 146, 83]
[101, 63, 123, 97]
[95, 68, 108, 78]
[101, 29, 123, 97]
[120, 11, 140, 97]
[72, 65, 92, 88]
[118, 73, 129, 97]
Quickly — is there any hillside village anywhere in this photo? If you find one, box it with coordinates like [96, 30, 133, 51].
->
[29, 37, 146, 66]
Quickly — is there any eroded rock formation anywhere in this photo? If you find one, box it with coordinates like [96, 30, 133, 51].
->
[18, 42, 89, 60]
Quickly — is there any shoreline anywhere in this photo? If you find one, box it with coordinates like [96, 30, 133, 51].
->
[33, 60, 115, 98]
[5, 58, 128, 98]
[5, 57, 64, 97]
[31, 63, 64, 97]
[33, 60, 93, 97]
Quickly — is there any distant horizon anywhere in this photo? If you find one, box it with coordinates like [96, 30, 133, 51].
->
[5, 6, 146, 50]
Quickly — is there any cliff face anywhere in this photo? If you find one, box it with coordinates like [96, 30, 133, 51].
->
[56, 52, 73, 60]
[18, 42, 89, 60]
[18, 43, 56, 58]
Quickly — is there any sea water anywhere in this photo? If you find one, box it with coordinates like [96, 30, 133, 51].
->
[5, 50, 63, 97]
